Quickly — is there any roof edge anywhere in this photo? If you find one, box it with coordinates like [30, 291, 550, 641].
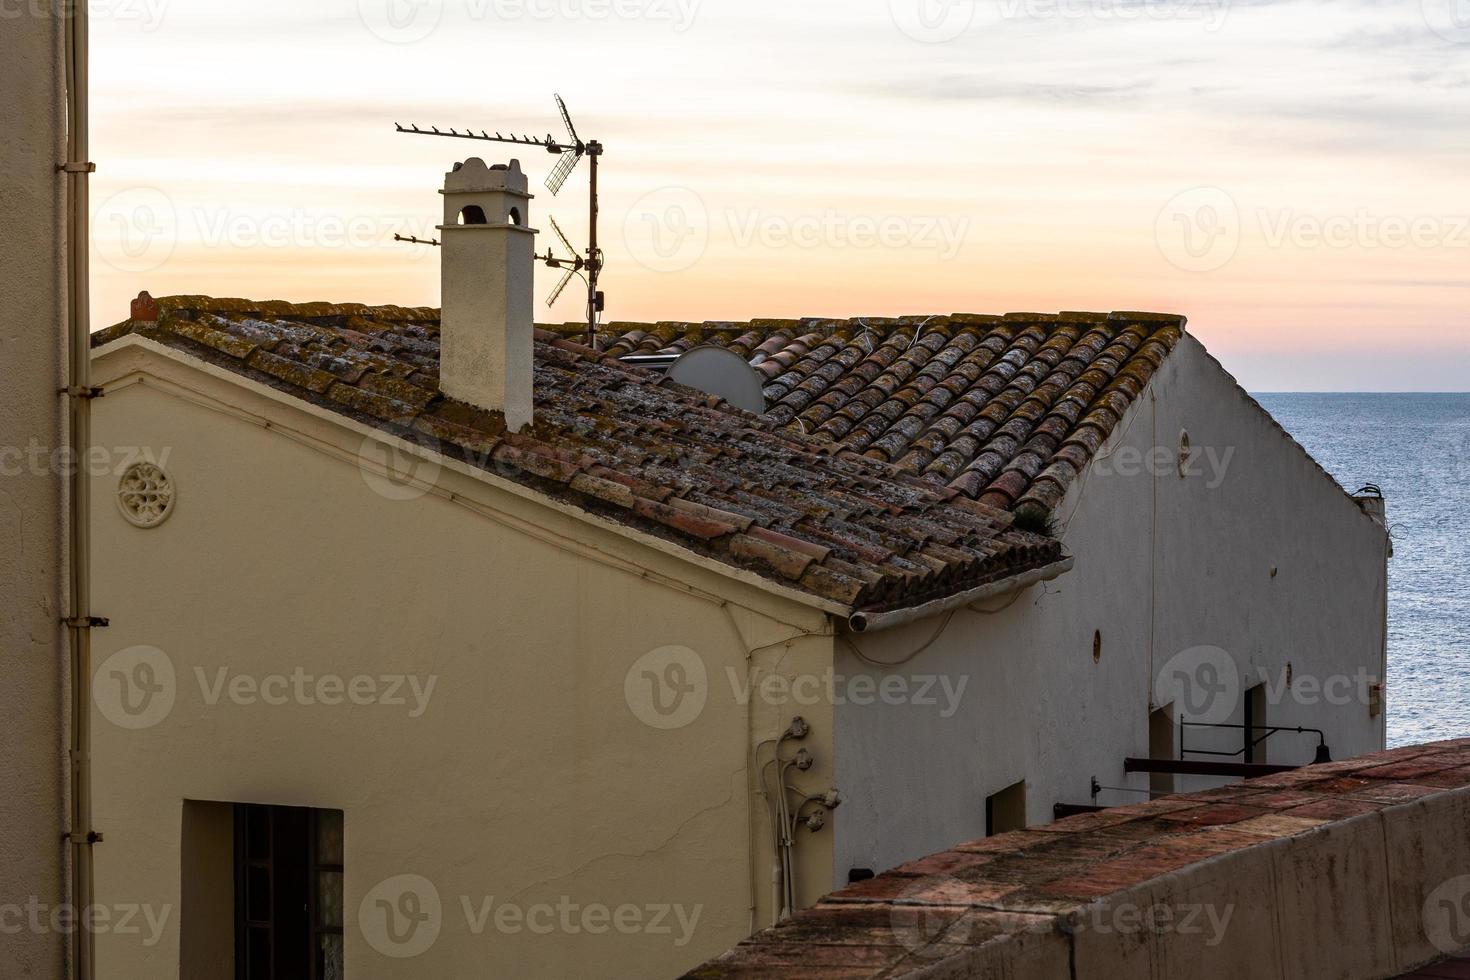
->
[1183, 335, 1390, 535]
[846, 556, 1074, 633]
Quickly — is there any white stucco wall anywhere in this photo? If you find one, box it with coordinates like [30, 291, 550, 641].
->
[85, 351, 837, 979]
[0, 8, 68, 978]
[832, 335, 1390, 880]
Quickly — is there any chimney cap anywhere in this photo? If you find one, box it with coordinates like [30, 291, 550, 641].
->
[443, 157, 530, 196]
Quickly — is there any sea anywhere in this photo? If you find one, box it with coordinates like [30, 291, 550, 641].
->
[1254, 393, 1470, 748]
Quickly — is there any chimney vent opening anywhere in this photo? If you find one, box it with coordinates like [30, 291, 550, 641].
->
[459, 205, 488, 225]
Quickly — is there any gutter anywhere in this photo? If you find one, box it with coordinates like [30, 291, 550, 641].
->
[845, 556, 1074, 634]
[61, 6, 98, 980]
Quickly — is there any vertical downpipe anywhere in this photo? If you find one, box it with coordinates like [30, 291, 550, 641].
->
[62, 2, 97, 978]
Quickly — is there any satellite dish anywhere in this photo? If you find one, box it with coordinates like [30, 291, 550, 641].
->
[667, 346, 766, 415]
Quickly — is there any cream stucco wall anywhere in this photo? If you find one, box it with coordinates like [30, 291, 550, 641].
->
[1, 8, 68, 978]
[832, 335, 1390, 879]
[86, 345, 837, 979]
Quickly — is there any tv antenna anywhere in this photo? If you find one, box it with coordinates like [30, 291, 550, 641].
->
[397, 94, 604, 344]
[542, 215, 586, 308]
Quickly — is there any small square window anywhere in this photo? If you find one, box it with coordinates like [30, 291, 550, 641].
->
[985, 780, 1026, 836]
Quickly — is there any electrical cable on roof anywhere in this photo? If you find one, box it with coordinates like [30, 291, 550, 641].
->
[907, 314, 943, 350]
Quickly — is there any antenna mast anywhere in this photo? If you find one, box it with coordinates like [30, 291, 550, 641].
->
[396, 95, 604, 344]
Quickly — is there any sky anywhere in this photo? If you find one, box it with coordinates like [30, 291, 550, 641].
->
[88, 0, 1470, 390]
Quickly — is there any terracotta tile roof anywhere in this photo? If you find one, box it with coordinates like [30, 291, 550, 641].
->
[685, 739, 1470, 978]
[542, 311, 1186, 514]
[97, 295, 1092, 615]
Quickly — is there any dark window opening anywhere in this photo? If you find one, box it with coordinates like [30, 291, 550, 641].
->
[985, 780, 1026, 837]
[459, 205, 487, 225]
[234, 804, 344, 980]
[1244, 683, 1268, 764]
[1149, 706, 1176, 797]
[508, 206, 521, 225]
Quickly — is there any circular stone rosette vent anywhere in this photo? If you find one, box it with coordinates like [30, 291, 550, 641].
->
[116, 462, 176, 528]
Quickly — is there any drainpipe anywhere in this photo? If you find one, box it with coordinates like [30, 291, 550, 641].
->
[61, 3, 98, 979]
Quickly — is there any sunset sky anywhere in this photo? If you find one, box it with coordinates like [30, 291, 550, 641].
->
[89, 0, 1470, 390]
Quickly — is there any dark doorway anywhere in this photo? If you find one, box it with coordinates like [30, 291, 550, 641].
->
[234, 804, 344, 980]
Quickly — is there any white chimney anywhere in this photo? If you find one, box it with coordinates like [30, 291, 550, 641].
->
[438, 157, 537, 432]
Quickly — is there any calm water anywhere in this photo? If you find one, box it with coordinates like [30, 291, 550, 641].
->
[1254, 394, 1470, 747]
